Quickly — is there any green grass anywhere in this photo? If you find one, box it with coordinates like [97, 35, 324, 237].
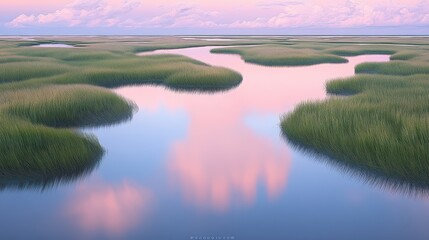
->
[0, 38, 245, 185]
[0, 117, 103, 183]
[13, 54, 243, 91]
[131, 38, 261, 53]
[3, 47, 243, 91]
[0, 120, 102, 176]
[0, 85, 133, 183]
[327, 49, 396, 56]
[355, 62, 429, 76]
[1, 85, 134, 127]
[161, 65, 242, 91]
[0, 86, 132, 190]
[0, 61, 71, 83]
[282, 44, 429, 189]
[390, 52, 418, 61]
[2, 36, 429, 190]
[211, 45, 348, 66]
[0, 56, 40, 64]
[14, 48, 119, 62]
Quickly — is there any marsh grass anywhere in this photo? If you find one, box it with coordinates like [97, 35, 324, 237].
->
[285, 137, 429, 197]
[0, 61, 71, 83]
[282, 72, 429, 187]
[3, 36, 429, 189]
[132, 40, 259, 53]
[0, 116, 103, 179]
[211, 45, 348, 66]
[280, 37, 429, 189]
[327, 49, 396, 56]
[390, 52, 419, 61]
[355, 62, 429, 76]
[0, 38, 244, 183]
[0, 56, 40, 64]
[163, 65, 242, 91]
[0, 85, 133, 182]
[12, 47, 120, 63]
[1, 85, 134, 127]
[11, 53, 243, 90]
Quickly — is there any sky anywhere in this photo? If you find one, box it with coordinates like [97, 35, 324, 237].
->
[1, 0, 428, 35]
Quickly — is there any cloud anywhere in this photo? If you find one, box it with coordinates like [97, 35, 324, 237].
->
[6, 0, 429, 29]
[6, 0, 140, 28]
[237, 0, 429, 28]
[118, 5, 221, 28]
[257, 0, 303, 8]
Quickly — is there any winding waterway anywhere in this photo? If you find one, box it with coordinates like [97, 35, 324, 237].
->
[2, 46, 428, 240]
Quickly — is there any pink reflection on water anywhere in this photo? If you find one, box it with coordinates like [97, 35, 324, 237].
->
[66, 180, 152, 235]
[137, 47, 389, 114]
[168, 122, 290, 211]
[116, 47, 389, 211]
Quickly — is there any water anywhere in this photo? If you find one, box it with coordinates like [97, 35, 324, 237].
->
[33, 44, 74, 48]
[354, 43, 418, 47]
[182, 37, 240, 41]
[1, 46, 429, 240]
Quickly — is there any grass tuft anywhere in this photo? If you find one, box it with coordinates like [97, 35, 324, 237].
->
[355, 62, 429, 76]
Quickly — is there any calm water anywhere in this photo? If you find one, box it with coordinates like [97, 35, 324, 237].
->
[33, 44, 74, 48]
[1, 47, 428, 240]
[181, 38, 240, 41]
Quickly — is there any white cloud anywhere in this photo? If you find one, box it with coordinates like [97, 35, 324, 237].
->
[117, 5, 221, 28]
[233, 0, 429, 28]
[6, 0, 429, 29]
[6, 0, 140, 28]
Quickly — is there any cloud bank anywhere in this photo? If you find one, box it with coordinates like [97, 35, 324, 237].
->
[5, 0, 429, 31]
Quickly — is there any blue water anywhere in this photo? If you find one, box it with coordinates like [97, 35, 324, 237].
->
[1, 47, 428, 240]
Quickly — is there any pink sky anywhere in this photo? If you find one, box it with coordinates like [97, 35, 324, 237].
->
[1, 0, 429, 34]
